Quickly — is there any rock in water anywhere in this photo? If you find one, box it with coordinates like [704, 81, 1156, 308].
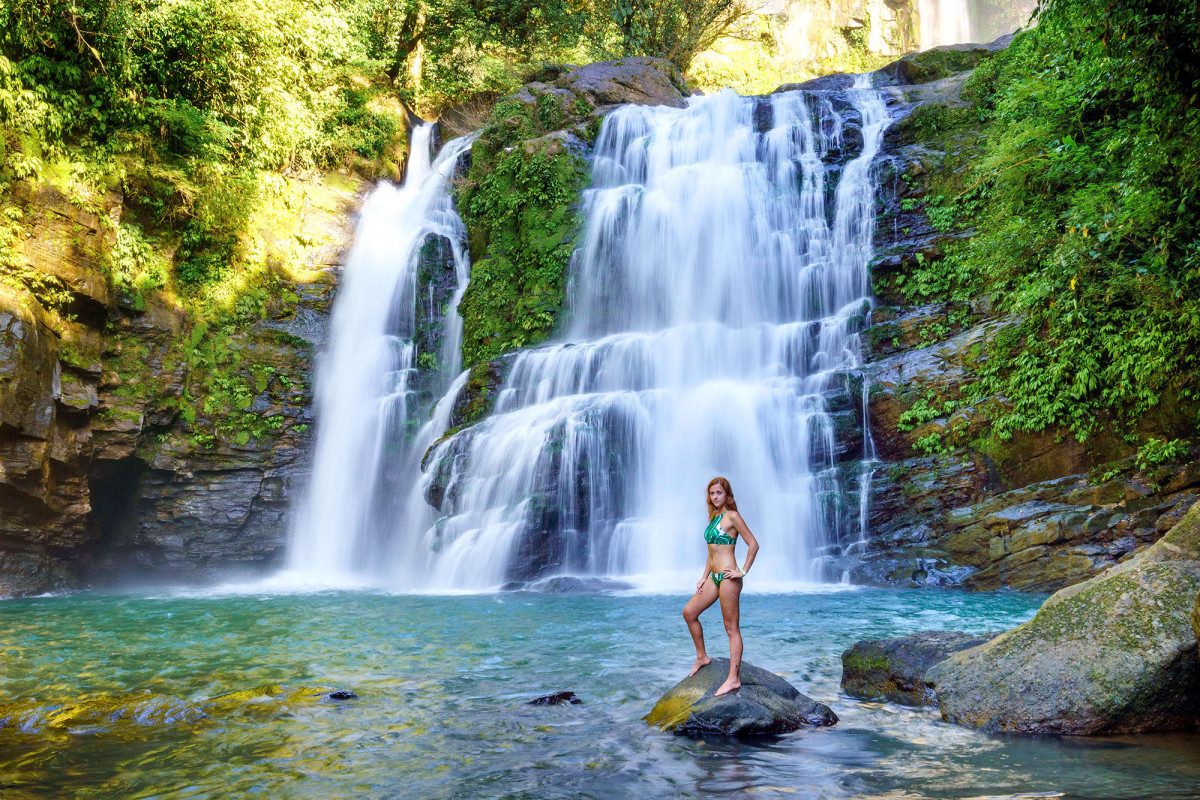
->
[928, 500, 1200, 734]
[841, 631, 992, 706]
[645, 658, 836, 737]
[528, 691, 582, 706]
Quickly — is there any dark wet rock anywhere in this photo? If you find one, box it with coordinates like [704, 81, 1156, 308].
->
[1194, 593, 1200, 658]
[327, 690, 358, 701]
[646, 658, 837, 737]
[841, 630, 993, 706]
[928, 501, 1200, 735]
[772, 74, 854, 94]
[528, 691, 582, 706]
[517, 576, 635, 593]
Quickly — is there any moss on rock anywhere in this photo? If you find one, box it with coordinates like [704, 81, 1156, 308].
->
[927, 500, 1200, 734]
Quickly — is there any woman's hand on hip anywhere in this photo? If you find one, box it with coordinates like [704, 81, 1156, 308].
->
[724, 568, 745, 579]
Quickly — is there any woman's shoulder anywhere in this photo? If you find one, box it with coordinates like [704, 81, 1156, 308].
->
[725, 509, 744, 522]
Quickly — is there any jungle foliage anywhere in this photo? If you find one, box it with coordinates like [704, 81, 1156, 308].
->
[456, 98, 590, 368]
[901, 0, 1200, 450]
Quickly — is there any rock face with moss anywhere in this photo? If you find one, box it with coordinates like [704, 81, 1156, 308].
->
[454, 58, 690, 371]
[926, 500, 1200, 735]
[646, 658, 837, 737]
[0, 175, 362, 596]
[846, 40, 1200, 593]
[841, 630, 992, 706]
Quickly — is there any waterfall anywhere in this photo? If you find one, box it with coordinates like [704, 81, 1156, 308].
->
[917, 0, 973, 49]
[402, 78, 892, 591]
[287, 125, 475, 583]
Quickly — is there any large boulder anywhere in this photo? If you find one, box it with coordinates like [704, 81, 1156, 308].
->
[645, 658, 836, 737]
[841, 630, 993, 706]
[927, 500, 1200, 735]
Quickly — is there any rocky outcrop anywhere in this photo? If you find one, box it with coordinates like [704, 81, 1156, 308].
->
[849, 39, 1200, 593]
[646, 658, 837, 737]
[517, 58, 691, 113]
[0, 176, 359, 596]
[926, 500, 1200, 735]
[841, 630, 992, 705]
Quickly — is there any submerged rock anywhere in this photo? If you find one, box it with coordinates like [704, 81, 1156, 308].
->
[0, 683, 357, 735]
[927, 500, 1200, 735]
[514, 576, 634, 594]
[528, 691, 582, 706]
[841, 630, 992, 706]
[645, 658, 836, 737]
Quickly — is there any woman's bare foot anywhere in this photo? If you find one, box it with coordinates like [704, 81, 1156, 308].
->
[688, 656, 712, 677]
[714, 677, 741, 696]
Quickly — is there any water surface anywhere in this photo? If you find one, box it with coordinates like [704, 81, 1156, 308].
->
[2, 588, 1198, 799]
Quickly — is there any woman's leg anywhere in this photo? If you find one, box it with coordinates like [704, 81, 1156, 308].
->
[714, 577, 743, 695]
[683, 577, 720, 676]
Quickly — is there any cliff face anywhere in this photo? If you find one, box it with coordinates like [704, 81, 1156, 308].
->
[0, 176, 360, 596]
[855, 41, 1200, 593]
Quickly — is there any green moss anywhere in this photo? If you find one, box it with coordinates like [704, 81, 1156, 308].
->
[843, 651, 891, 674]
[898, 47, 995, 85]
[455, 101, 590, 368]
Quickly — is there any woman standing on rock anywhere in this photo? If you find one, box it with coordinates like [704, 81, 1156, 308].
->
[682, 476, 760, 696]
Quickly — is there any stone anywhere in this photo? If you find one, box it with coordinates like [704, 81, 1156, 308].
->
[518, 576, 635, 593]
[841, 630, 993, 706]
[528, 691, 582, 706]
[645, 658, 837, 737]
[0, 684, 355, 734]
[1194, 593, 1200, 658]
[927, 500, 1200, 735]
[874, 35, 1014, 87]
[547, 58, 690, 111]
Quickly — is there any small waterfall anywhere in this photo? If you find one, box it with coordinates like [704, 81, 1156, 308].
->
[405, 78, 892, 591]
[918, 0, 973, 49]
[287, 125, 475, 582]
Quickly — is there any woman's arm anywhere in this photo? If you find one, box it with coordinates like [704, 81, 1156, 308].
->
[726, 511, 759, 578]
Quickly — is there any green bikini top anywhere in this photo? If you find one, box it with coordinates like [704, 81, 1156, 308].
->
[704, 513, 736, 546]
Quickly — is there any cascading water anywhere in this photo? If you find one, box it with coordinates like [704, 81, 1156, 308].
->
[400, 77, 892, 591]
[918, 0, 973, 49]
[287, 125, 475, 583]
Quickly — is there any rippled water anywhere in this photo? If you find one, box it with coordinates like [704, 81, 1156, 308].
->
[2, 588, 1198, 799]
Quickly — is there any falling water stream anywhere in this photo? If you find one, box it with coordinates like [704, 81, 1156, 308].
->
[917, 0, 974, 49]
[288, 126, 474, 582]
[315, 78, 894, 592]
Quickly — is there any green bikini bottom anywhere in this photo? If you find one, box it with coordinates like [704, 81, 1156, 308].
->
[710, 571, 729, 587]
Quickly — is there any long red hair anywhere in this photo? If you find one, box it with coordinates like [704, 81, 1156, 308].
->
[706, 476, 738, 519]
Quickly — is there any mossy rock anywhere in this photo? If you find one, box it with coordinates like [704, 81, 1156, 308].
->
[841, 630, 993, 706]
[877, 39, 1008, 86]
[0, 684, 356, 734]
[927, 500, 1200, 734]
[645, 658, 836, 737]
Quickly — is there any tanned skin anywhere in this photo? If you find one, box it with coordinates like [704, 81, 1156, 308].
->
[681, 481, 760, 696]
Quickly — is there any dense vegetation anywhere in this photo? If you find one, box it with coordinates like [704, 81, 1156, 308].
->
[455, 93, 592, 369]
[898, 0, 1200, 460]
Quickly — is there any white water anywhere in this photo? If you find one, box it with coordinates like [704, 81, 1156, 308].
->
[918, 0, 973, 49]
[397, 78, 893, 591]
[287, 125, 475, 582]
